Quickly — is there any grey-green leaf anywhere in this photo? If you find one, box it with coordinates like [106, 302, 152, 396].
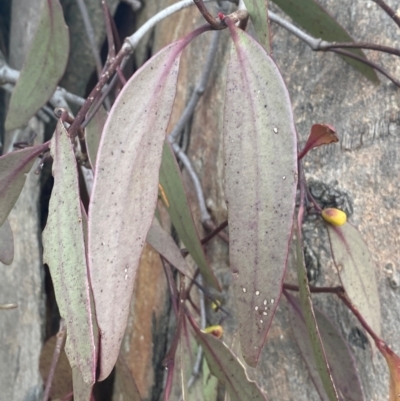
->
[0, 219, 14, 265]
[242, 0, 271, 53]
[326, 222, 381, 337]
[42, 120, 96, 385]
[223, 23, 297, 366]
[5, 0, 70, 131]
[159, 141, 220, 290]
[0, 142, 49, 227]
[271, 0, 378, 82]
[85, 106, 108, 170]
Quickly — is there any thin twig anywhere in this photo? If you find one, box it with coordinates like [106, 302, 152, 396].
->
[201, 219, 228, 245]
[42, 319, 67, 401]
[102, 0, 116, 61]
[371, 0, 400, 29]
[193, 0, 226, 29]
[318, 41, 400, 57]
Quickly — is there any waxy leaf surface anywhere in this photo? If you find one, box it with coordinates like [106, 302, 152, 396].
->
[376, 341, 400, 401]
[42, 121, 95, 385]
[0, 142, 48, 226]
[327, 223, 381, 336]
[5, 0, 69, 131]
[295, 235, 339, 401]
[298, 124, 338, 160]
[146, 221, 193, 279]
[242, 0, 271, 53]
[159, 141, 220, 290]
[0, 219, 14, 265]
[85, 106, 108, 170]
[194, 329, 268, 401]
[271, 0, 378, 82]
[223, 23, 297, 366]
[288, 293, 364, 401]
[88, 42, 183, 381]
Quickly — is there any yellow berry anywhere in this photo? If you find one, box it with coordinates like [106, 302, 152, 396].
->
[202, 325, 223, 338]
[211, 299, 221, 311]
[321, 208, 347, 226]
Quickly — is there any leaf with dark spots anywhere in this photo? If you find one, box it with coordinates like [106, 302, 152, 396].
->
[146, 221, 194, 280]
[376, 340, 400, 401]
[326, 222, 381, 337]
[0, 142, 49, 227]
[85, 106, 108, 170]
[42, 120, 96, 385]
[88, 38, 193, 381]
[159, 140, 220, 290]
[298, 124, 338, 160]
[5, 0, 69, 131]
[271, 0, 378, 82]
[294, 234, 339, 401]
[192, 323, 268, 401]
[223, 21, 297, 366]
[287, 293, 364, 401]
[0, 219, 14, 265]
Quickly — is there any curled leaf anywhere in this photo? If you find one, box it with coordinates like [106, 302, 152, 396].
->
[376, 341, 400, 401]
[321, 208, 347, 226]
[223, 21, 297, 366]
[5, 0, 69, 131]
[298, 124, 338, 160]
[0, 219, 14, 265]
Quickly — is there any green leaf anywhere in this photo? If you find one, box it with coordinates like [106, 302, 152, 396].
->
[85, 106, 108, 170]
[223, 22, 297, 366]
[288, 293, 364, 401]
[203, 357, 218, 401]
[159, 141, 220, 290]
[0, 219, 14, 265]
[0, 143, 49, 227]
[326, 222, 381, 337]
[42, 120, 96, 385]
[295, 234, 339, 401]
[5, 0, 70, 131]
[271, 0, 378, 82]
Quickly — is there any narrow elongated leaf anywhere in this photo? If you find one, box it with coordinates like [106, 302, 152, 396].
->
[242, 0, 271, 53]
[194, 329, 268, 401]
[376, 341, 400, 401]
[88, 41, 187, 381]
[85, 106, 108, 170]
[146, 221, 194, 279]
[326, 223, 381, 337]
[0, 142, 48, 226]
[159, 141, 220, 290]
[43, 121, 96, 385]
[295, 235, 339, 401]
[0, 219, 14, 265]
[223, 22, 297, 366]
[5, 0, 69, 131]
[271, 0, 378, 82]
[287, 293, 364, 401]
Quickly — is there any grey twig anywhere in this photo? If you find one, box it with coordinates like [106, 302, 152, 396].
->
[371, 0, 400, 29]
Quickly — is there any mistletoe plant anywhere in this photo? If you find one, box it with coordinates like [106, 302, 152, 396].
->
[0, 0, 399, 400]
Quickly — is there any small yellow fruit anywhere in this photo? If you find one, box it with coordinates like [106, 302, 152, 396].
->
[211, 299, 221, 312]
[202, 325, 223, 338]
[321, 208, 347, 226]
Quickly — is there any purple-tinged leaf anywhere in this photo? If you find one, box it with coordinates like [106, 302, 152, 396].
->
[5, 0, 69, 131]
[85, 106, 108, 170]
[326, 223, 381, 337]
[43, 120, 96, 385]
[72, 367, 93, 401]
[242, 0, 271, 53]
[376, 340, 400, 401]
[0, 142, 48, 227]
[287, 293, 364, 401]
[88, 36, 198, 381]
[146, 221, 194, 280]
[271, 0, 378, 82]
[223, 22, 297, 366]
[298, 124, 338, 160]
[159, 141, 220, 290]
[295, 235, 339, 401]
[0, 219, 14, 265]
[114, 355, 143, 401]
[192, 325, 268, 401]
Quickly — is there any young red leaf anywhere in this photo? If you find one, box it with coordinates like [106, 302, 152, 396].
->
[287, 293, 364, 401]
[223, 21, 297, 366]
[295, 234, 339, 401]
[42, 120, 96, 386]
[5, 0, 69, 131]
[159, 140, 220, 290]
[326, 223, 381, 337]
[0, 219, 14, 265]
[146, 221, 194, 280]
[298, 124, 338, 160]
[0, 142, 49, 227]
[88, 32, 206, 380]
[376, 341, 400, 401]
